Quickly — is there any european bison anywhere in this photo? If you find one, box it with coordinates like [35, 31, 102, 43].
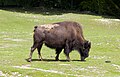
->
[28, 21, 91, 62]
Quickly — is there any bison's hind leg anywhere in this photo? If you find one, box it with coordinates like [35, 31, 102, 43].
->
[28, 42, 42, 62]
[37, 43, 43, 61]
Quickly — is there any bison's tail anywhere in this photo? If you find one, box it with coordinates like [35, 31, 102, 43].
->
[34, 26, 38, 32]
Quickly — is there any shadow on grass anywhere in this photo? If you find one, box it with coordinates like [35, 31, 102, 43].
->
[25, 58, 85, 62]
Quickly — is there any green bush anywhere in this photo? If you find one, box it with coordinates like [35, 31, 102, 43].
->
[0, 0, 120, 18]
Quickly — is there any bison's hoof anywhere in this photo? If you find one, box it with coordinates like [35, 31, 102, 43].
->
[39, 59, 43, 61]
[80, 59, 86, 61]
[81, 57, 86, 61]
[55, 59, 59, 61]
[27, 58, 32, 62]
[66, 59, 71, 62]
[55, 58, 59, 61]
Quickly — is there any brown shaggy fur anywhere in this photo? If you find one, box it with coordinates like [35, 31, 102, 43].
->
[28, 21, 91, 62]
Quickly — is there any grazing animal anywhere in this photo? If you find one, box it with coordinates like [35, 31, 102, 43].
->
[28, 21, 91, 62]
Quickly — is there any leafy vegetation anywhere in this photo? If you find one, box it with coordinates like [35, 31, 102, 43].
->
[0, 0, 120, 18]
[0, 8, 120, 77]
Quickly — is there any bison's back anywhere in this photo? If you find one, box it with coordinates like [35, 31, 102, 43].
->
[44, 25, 71, 48]
[55, 21, 85, 42]
[34, 21, 85, 49]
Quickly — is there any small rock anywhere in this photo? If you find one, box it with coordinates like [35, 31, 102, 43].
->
[105, 61, 111, 63]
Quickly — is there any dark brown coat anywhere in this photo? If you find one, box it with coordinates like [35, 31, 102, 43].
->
[28, 21, 91, 62]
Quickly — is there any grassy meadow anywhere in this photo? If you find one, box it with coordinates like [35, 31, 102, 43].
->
[0, 8, 120, 77]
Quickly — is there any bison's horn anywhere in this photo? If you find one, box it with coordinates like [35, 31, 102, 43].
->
[88, 41, 91, 48]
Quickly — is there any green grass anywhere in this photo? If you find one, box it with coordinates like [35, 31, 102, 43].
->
[0, 8, 120, 77]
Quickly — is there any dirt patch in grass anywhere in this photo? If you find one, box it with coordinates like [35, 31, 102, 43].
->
[0, 44, 20, 48]
[0, 71, 6, 76]
[4, 38, 26, 42]
[0, 71, 27, 77]
[13, 65, 81, 77]
[94, 19, 120, 23]
[112, 64, 120, 72]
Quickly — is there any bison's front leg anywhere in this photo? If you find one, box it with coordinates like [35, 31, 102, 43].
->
[55, 48, 62, 61]
[64, 49, 71, 61]
[64, 41, 71, 61]
[79, 48, 85, 61]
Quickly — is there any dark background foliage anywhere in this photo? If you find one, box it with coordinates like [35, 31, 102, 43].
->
[0, 0, 120, 18]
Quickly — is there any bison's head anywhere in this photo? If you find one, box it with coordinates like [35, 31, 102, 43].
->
[83, 41, 91, 59]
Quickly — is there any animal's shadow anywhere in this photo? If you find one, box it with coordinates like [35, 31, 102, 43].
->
[25, 58, 84, 62]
